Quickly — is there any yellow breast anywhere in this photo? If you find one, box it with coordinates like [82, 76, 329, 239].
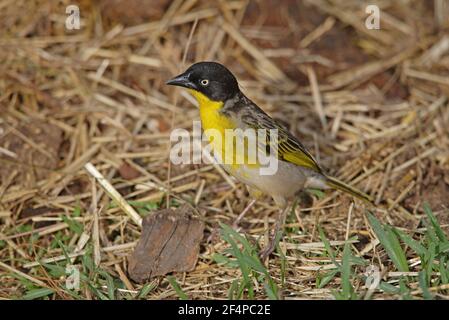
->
[189, 90, 234, 132]
[189, 89, 258, 171]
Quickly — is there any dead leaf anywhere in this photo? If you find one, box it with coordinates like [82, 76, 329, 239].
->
[128, 205, 204, 283]
[118, 162, 141, 180]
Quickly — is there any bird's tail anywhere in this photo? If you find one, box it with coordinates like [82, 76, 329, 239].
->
[325, 175, 373, 204]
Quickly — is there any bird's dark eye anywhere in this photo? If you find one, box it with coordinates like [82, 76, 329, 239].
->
[200, 79, 209, 86]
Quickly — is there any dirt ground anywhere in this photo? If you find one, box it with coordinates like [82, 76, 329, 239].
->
[0, 0, 448, 300]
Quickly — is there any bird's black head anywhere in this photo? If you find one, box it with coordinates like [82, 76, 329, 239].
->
[166, 61, 240, 101]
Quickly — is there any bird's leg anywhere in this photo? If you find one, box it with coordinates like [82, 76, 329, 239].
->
[233, 198, 256, 229]
[259, 204, 290, 261]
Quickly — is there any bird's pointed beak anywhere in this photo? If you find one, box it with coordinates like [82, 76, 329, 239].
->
[166, 72, 196, 89]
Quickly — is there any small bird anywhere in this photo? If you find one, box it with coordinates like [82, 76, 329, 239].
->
[167, 61, 372, 259]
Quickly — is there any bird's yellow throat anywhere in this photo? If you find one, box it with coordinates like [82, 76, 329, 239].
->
[188, 89, 235, 132]
[188, 89, 258, 170]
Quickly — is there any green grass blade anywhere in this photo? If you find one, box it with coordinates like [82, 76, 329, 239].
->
[307, 188, 325, 199]
[137, 282, 156, 299]
[440, 242, 449, 253]
[439, 255, 449, 284]
[418, 271, 433, 300]
[167, 276, 188, 300]
[398, 278, 413, 300]
[42, 263, 67, 278]
[367, 212, 409, 272]
[61, 215, 84, 236]
[218, 222, 280, 299]
[219, 225, 255, 299]
[379, 281, 400, 294]
[385, 225, 410, 271]
[318, 226, 340, 268]
[212, 253, 231, 265]
[88, 283, 109, 300]
[219, 223, 255, 254]
[318, 269, 339, 288]
[264, 282, 278, 300]
[349, 255, 368, 266]
[423, 202, 448, 244]
[341, 242, 353, 300]
[425, 242, 436, 282]
[241, 255, 266, 274]
[22, 288, 54, 300]
[395, 229, 427, 256]
[228, 280, 239, 300]
[103, 272, 115, 300]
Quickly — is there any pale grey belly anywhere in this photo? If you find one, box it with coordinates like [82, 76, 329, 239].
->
[222, 160, 314, 198]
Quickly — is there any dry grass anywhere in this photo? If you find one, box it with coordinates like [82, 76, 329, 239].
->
[0, 0, 449, 300]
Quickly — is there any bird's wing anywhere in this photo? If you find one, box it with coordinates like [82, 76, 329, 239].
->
[237, 100, 323, 174]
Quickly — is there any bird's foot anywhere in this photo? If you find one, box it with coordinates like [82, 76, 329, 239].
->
[258, 205, 291, 262]
[259, 236, 277, 262]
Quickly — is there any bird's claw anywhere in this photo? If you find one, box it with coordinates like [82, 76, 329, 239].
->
[259, 237, 276, 262]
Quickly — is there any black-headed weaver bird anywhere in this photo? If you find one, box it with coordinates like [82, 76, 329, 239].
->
[167, 61, 373, 259]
